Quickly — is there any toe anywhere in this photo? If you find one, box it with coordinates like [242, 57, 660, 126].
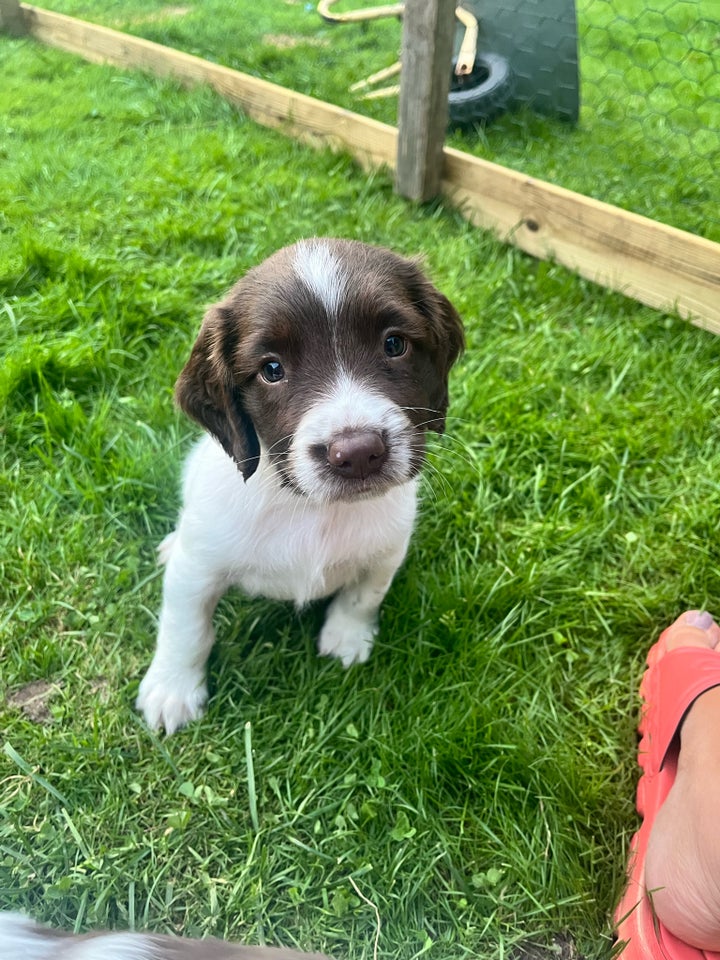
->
[662, 610, 720, 654]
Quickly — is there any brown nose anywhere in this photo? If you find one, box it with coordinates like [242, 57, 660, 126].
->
[326, 431, 387, 480]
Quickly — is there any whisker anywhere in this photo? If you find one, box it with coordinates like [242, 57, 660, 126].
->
[417, 462, 447, 506]
[426, 434, 486, 478]
[397, 406, 474, 427]
[265, 433, 296, 455]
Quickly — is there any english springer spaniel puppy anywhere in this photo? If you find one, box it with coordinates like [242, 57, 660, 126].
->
[0, 911, 330, 959]
[136, 238, 464, 734]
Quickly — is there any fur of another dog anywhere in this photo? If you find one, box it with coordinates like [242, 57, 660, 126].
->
[0, 912, 331, 959]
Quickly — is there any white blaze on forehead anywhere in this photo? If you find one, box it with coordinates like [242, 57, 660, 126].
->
[292, 240, 347, 317]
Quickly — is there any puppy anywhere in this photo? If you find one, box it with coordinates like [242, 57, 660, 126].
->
[0, 911, 331, 959]
[136, 239, 464, 734]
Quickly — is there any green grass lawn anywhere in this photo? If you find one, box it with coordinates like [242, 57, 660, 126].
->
[18, 0, 720, 242]
[2, 27, 720, 960]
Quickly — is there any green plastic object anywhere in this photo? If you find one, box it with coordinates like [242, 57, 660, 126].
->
[455, 0, 579, 123]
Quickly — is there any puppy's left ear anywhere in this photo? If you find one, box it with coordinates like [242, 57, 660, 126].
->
[412, 270, 465, 434]
[174, 303, 261, 480]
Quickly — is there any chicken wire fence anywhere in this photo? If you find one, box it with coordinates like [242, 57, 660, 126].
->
[9, 0, 716, 243]
[446, 0, 719, 242]
[324, 0, 719, 244]
[575, 0, 718, 242]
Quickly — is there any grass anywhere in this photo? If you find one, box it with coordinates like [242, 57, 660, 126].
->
[19, 0, 720, 242]
[2, 27, 720, 960]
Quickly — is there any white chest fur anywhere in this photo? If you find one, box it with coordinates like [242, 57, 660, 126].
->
[176, 437, 418, 606]
[137, 437, 419, 733]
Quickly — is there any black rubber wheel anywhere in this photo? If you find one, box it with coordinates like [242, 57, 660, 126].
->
[448, 52, 513, 126]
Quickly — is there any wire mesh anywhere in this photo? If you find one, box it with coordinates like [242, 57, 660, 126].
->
[444, 0, 719, 243]
[314, 0, 720, 243]
[10, 0, 718, 242]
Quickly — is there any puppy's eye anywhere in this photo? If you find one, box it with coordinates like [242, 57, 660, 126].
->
[261, 360, 285, 383]
[384, 334, 407, 358]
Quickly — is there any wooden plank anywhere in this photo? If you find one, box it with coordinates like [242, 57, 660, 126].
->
[441, 148, 720, 334]
[396, 0, 455, 201]
[318, 1, 404, 24]
[15, 3, 720, 333]
[0, 0, 26, 34]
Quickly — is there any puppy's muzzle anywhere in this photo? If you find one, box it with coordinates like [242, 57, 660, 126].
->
[326, 429, 387, 480]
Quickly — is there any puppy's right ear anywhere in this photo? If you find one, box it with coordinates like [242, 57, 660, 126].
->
[174, 304, 261, 480]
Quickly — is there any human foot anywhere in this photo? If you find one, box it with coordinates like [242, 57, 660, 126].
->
[644, 611, 720, 950]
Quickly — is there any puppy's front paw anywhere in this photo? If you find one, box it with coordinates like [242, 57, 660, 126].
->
[318, 613, 377, 668]
[136, 666, 208, 735]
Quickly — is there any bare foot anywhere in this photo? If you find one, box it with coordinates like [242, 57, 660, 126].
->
[644, 610, 720, 949]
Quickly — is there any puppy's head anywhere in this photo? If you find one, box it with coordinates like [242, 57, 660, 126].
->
[176, 239, 464, 502]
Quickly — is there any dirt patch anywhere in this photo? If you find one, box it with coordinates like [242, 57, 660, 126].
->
[90, 677, 111, 703]
[6, 680, 60, 724]
[513, 933, 581, 960]
[264, 33, 329, 49]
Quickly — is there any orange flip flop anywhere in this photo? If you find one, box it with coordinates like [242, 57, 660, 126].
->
[615, 628, 720, 959]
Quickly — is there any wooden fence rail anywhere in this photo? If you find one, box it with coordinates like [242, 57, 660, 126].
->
[3, 0, 719, 333]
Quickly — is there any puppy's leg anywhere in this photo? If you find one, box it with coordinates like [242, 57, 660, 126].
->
[318, 550, 406, 668]
[136, 535, 224, 735]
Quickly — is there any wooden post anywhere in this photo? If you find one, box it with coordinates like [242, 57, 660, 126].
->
[14, 3, 720, 333]
[0, 0, 26, 34]
[396, 0, 455, 202]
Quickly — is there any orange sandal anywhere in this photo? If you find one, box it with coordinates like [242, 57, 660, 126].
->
[615, 629, 720, 958]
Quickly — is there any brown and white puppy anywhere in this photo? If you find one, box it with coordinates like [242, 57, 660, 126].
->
[0, 911, 331, 959]
[136, 239, 464, 734]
